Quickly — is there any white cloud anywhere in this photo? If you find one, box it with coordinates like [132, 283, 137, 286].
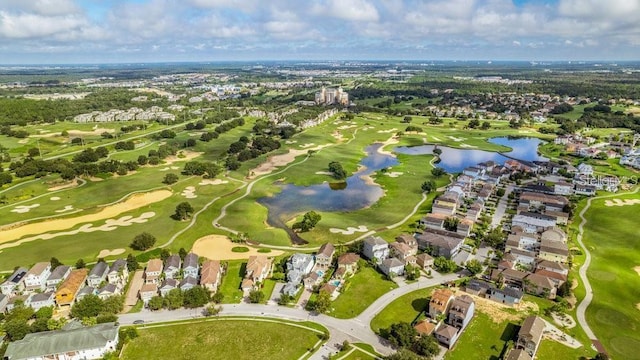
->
[311, 0, 380, 22]
[0, 12, 87, 39]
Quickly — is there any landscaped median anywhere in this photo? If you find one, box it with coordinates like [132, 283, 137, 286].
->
[121, 317, 329, 360]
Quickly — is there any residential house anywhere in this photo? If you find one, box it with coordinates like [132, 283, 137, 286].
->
[540, 228, 567, 243]
[139, 283, 158, 305]
[46, 265, 72, 291]
[77, 286, 96, 302]
[456, 219, 474, 237]
[420, 213, 447, 230]
[429, 288, 454, 318]
[519, 192, 568, 212]
[505, 233, 539, 252]
[544, 210, 569, 225]
[164, 255, 182, 279]
[159, 278, 179, 297]
[96, 284, 119, 300]
[319, 283, 339, 298]
[107, 259, 129, 288]
[315, 243, 335, 268]
[145, 259, 163, 284]
[389, 242, 418, 262]
[179, 276, 198, 291]
[4, 322, 120, 360]
[395, 234, 418, 248]
[283, 253, 315, 297]
[6, 296, 28, 313]
[416, 230, 464, 259]
[55, 269, 89, 308]
[1, 268, 27, 296]
[539, 239, 569, 263]
[87, 262, 109, 288]
[468, 279, 523, 306]
[0, 293, 7, 313]
[200, 259, 222, 293]
[414, 320, 437, 336]
[535, 260, 569, 277]
[511, 212, 556, 233]
[554, 182, 574, 196]
[575, 183, 596, 196]
[507, 249, 537, 269]
[466, 200, 484, 221]
[336, 253, 360, 278]
[362, 236, 389, 263]
[23, 262, 52, 292]
[448, 295, 475, 330]
[416, 253, 434, 269]
[379, 258, 405, 277]
[26, 292, 55, 311]
[524, 273, 557, 299]
[577, 163, 594, 176]
[506, 349, 533, 360]
[434, 324, 461, 349]
[183, 253, 199, 279]
[516, 316, 545, 357]
[241, 256, 272, 291]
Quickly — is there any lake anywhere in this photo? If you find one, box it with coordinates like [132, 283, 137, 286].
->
[394, 137, 547, 173]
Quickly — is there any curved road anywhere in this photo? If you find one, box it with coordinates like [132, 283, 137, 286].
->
[118, 272, 459, 357]
[574, 187, 639, 343]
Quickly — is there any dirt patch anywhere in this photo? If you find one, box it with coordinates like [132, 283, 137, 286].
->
[459, 289, 536, 323]
[604, 199, 640, 207]
[0, 190, 171, 244]
[384, 172, 403, 178]
[248, 144, 331, 179]
[47, 181, 79, 191]
[315, 171, 333, 175]
[97, 248, 126, 259]
[634, 266, 640, 276]
[552, 312, 576, 328]
[163, 150, 203, 165]
[377, 128, 397, 134]
[191, 235, 283, 260]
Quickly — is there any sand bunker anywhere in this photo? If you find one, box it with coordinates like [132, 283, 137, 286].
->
[447, 136, 466, 142]
[377, 128, 397, 134]
[384, 172, 403, 178]
[299, 143, 316, 149]
[337, 125, 357, 130]
[67, 128, 115, 137]
[249, 144, 331, 179]
[181, 186, 197, 199]
[50, 197, 61, 201]
[55, 205, 74, 213]
[378, 136, 399, 157]
[552, 312, 576, 329]
[431, 136, 442, 141]
[285, 140, 298, 144]
[11, 204, 40, 213]
[199, 179, 229, 186]
[47, 182, 78, 192]
[0, 190, 171, 244]
[459, 144, 477, 148]
[163, 151, 203, 165]
[97, 248, 126, 259]
[332, 132, 346, 142]
[604, 199, 640, 207]
[0, 212, 156, 251]
[191, 235, 283, 260]
[315, 171, 333, 175]
[329, 225, 369, 235]
[634, 266, 640, 276]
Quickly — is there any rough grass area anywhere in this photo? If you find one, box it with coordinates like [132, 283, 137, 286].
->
[329, 265, 397, 319]
[218, 260, 245, 303]
[122, 319, 324, 360]
[231, 246, 249, 252]
[445, 311, 518, 360]
[370, 287, 434, 333]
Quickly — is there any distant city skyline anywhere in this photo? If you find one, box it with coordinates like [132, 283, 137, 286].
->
[1, 0, 639, 64]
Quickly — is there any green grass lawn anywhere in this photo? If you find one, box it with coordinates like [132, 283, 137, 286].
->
[261, 279, 278, 303]
[122, 318, 325, 360]
[218, 260, 245, 303]
[329, 266, 398, 319]
[370, 287, 434, 333]
[581, 192, 640, 360]
[445, 311, 519, 360]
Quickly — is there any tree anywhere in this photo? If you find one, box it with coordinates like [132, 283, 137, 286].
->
[183, 286, 210, 308]
[431, 167, 446, 177]
[163, 173, 179, 184]
[384, 348, 423, 360]
[311, 290, 332, 313]
[413, 334, 440, 357]
[432, 148, 442, 156]
[164, 289, 184, 310]
[130, 232, 156, 251]
[421, 180, 436, 193]
[386, 322, 418, 348]
[481, 121, 491, 130]
[443, 217, 460, 232]
[148, 296, 164, 310]
[50, 257, 62, 270]
[496, 188, 506, 197]
[102, 295, 124, 315]
[179, 247, 188, 260]
[248, 290, 265, 304]
[328, 161, 347, 180]
[278, 294, 293, 306]
[4, 319, 31, 341]
[96, 314, 118, 324]
[433, 256, 457, 273]
[484, 227, 505, 248]
[211, 292, 224, 304]
[204, 304, 222, 316]
[468, 119, 480, 129]
[465, 259, 483, 275]
[137, 155, 148, 165]
[71, 294, 104, 319]
[402, 116, 413, 123]
[126, 254, 139, 271]
[75, 258, 86, 269]
[292, 211, 322, 232]
[27, 147, 40, 158]
[172, 202, 194, 220]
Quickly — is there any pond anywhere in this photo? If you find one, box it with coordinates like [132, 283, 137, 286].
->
[258, 143, 398, 244]
[394, 137, 547, 173]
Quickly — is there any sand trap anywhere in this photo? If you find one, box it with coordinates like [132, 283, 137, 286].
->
[299, 143, 316, 149]
[249, 144, 331, 179]
[377, 128, 397, 134]
[181, 186, 197, 198]
[191, 235, 283, 260]
[332, 132, 346, 142]
[329, 225, 369, 235]
[159, 167, 171, 171]
[518, 130, 532, 134]
[447, 136, 466, 142]
[199, 179, 229, 186]
[634, 266, 640, 276]
[378, 136, 399, 157]
[55, 205, 74, 213]
[315, 171, 333, 175]
[18, 139, 29, 144]
[47, 182, 78, 192]
[337, 125, 357, 130]
[11, 204, 40, 213]
[384, 172, 403, 178]
[459, 144, 477, 148]
[97, 248, 126, 259]
[67, 128, 115, 137]
[50, 197, 61, 201]
[552, 313, 576, 329]
[285, 140, 298, 144]
[431, 136, 442, 141]
[604, 199, 640, 207]
[0, 212, 156, 251]
[163, 151, 203, 165]
[0, 190, 171, 244]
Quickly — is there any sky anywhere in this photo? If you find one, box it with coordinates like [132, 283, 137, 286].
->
[0, 0, 639, 64]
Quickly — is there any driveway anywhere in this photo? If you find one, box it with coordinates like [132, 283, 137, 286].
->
[491, 185, 514, 229]
[268, 283, 285, 305]
[122, 270, 144, 312]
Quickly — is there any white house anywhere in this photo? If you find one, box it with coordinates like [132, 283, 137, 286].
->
[26, 292, 55, 311]
[182, 253, 199, 279]
[362, 236, 389, 263]
[46, 265, 72, 291]
[87, 262, 109, 288]
[23, 262, 51, 292]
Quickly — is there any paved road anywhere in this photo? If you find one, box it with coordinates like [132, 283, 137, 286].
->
[574, 187, 639, 342]
[491, 184, 514, 229]
[119, 272, 459, 357]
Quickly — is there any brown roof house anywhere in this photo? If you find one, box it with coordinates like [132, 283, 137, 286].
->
[516, 316, 545, 357]
[55, 268, 89, 308]
[416, 253, 434, 269]
[435, 323, 461, 349]
[241, 256, 272, 291]
[448, 295, 475, 330]
[336, 253, 360, 278]
[145, 259, 163, 285]
[316, 243, 335, 268]
[139, 283, 158, 305]
[428, 288, 454, 318]
[200, 259, 223, 293]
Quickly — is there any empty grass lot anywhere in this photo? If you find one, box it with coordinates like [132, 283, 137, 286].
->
[370, 287, 434, 333]
[329, 266, 398, 319]
[122, 319, 324, 360]
[218, 260, 245, 303]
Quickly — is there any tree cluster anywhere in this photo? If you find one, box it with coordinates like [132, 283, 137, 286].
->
[292, 211, 322, 232]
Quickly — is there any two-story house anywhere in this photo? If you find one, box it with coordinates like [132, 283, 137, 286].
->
[429, 288, 454, 318]
[23, 262, 51, 292]
[182, 253, 199, 279]
[362, 236, 389, 263]
[447, 295, 475, 330]
[241, 256, 272, 291]
[145, 259, 163, 284]
[515, 316, 545, 357]
[336, 253, 360, 279]
[87, 262, 109, 288]
[46, 265, 72, 291]
[107, 259, 129, 288]
[55, 268, 89, 309]
[200, 259, 222, 293]
[315, 243, 335, 268]
[164, 255, 182, 279]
